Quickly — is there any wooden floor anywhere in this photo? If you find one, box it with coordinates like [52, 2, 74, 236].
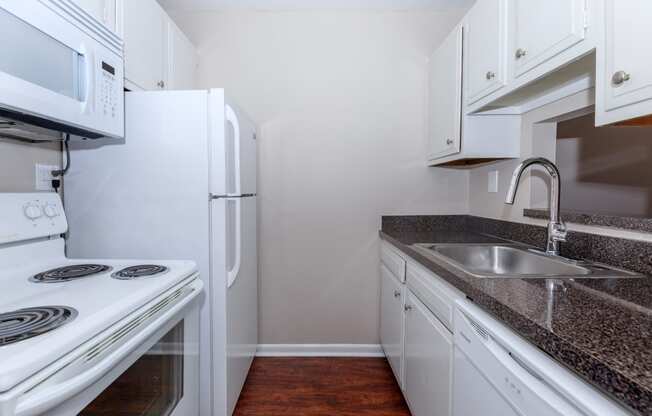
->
[233, 357, 411, 416]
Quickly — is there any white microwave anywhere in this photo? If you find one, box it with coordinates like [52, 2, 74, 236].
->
[0, 0, 124, 141]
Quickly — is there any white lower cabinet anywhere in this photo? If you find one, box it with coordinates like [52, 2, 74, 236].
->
[404, 290, 453, 416]
[380, 264, 405, 389]
[380, 243, 456, 416]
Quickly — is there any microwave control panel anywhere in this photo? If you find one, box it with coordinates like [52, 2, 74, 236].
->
[98, 58, 120, 119]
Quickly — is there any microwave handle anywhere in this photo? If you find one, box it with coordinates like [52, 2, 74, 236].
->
[13, 280, 202, 416]
[81, 48, 94, 114]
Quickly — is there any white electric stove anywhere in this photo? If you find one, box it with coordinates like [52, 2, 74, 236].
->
[0, 193, 203, 416]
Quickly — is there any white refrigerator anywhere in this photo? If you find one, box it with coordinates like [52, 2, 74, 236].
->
[64, 89, 257, 416]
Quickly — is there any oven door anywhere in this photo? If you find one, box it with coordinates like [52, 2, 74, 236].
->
[9, 279, 202, 416]
[75, 304, 200, 416]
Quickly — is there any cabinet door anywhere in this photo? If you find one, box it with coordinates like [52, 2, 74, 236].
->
[120, 0, 167, 90]
[597, 0, 652, 123]
[380, 264, 404, 389]
[510, 0, 587, 78]
[74, 0, 116, 30]
[428, 25, 462, 161]
[465, 0, 507, 104]
[404, 291, 452, 416]
[168, 20, 198, 90]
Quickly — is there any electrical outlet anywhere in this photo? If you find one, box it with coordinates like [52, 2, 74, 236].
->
[35, 164, 58, 191]
[488, 170, 499, 193]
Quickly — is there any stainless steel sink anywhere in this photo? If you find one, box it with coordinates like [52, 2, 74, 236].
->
[412, 243, 642, 279]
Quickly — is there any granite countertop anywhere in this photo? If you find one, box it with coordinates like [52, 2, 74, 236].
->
[380, 215, 652, 416]
[524, 208, 652, 234]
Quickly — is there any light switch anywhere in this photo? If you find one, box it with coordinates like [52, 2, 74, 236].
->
[488, 170, 499, 193]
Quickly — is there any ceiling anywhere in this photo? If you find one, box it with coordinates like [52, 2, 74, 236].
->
[157, 0, 474, 12]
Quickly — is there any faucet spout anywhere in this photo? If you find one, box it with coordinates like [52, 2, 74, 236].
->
[504, 157, 566, 256]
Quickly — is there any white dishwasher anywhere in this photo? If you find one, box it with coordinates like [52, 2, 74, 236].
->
[453, 300, 632, 416]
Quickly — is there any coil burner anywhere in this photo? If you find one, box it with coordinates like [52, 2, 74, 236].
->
[112, 265, 169, 280]
[30, 264, 112, 283]
[0, 306, 78, 346]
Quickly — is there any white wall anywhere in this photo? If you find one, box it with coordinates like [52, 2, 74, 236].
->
[468, 89, 652, 243]
[0, 140, 61, 192]
[467, 91, 594, 224]
[556, 113, 652, 217]
[170, 9, 470, 344]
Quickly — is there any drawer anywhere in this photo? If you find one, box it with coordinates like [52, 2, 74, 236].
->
[381, 242, 406, 283]
[406, 261, 460, 331]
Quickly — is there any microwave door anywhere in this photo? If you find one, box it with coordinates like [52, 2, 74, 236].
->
[0, 2, 124, 139]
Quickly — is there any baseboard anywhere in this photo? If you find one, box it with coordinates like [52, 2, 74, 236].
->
[256, 344, 385, 357]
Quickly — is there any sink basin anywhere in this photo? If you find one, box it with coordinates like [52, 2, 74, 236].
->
[412, 244, 642, 279]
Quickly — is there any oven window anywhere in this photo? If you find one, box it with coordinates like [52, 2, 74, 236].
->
[79, 321, 184, 416]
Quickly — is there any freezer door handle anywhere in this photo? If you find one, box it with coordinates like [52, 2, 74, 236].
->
[226, 197, 242, 288]
[225, 104, 241, 197]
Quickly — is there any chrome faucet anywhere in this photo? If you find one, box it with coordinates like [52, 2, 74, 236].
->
[505, 157, 567, 256]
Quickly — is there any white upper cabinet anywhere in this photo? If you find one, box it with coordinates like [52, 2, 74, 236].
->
[465, 0, 507, 104]
[509, 0, 588, 79]
[427, 25, 463, 161]
[120, 0, 168, 91]
[167, 20, 198, 90]
[428, 22, 520, 167]
[117, 0, 198, 91]
[596, 0, 652, 125]
[73, 0, 116, 30]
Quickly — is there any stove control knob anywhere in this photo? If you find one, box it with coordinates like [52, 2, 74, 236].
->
[43, 204, 59, 218]
[24, 204, 43, 220]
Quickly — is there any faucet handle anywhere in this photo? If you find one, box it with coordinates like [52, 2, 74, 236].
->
[549, 221, 567, 242]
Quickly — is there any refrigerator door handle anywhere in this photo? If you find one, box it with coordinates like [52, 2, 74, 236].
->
[225, 104, 241, 197]
[226, 197, 242, 288]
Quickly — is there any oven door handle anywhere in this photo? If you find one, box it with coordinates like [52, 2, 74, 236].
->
[14, 279, 202, 416]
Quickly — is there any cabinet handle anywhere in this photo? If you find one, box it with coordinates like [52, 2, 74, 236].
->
[611, 70, 631, 86]
[486, 71, 496, 80]
[446, 139, 453, 146]
[515, 48, 527, 59]
[157, 80, 166, 89]
[404, 304, 412, 312]
[393, 290, 401, 298]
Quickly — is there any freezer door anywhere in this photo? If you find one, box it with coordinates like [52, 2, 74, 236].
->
[209, 90, 256, 197]
[226, 195, 257, 415]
